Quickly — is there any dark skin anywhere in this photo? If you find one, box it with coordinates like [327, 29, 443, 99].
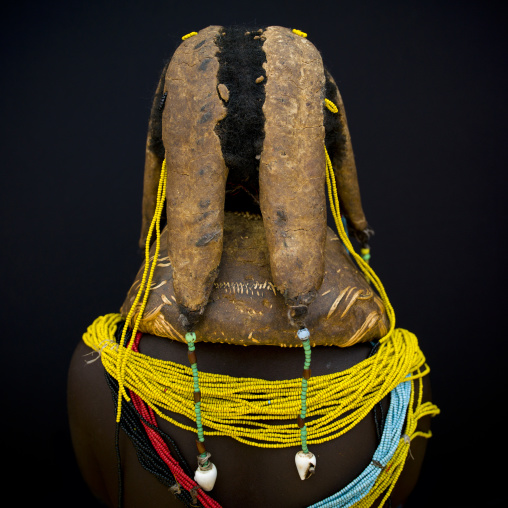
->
[68, 334, 432, 508]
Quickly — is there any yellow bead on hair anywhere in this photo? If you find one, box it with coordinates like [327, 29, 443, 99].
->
[324, 98, 338, 113]
[182, 31, 198, 41]
[292, 29, 307, 38]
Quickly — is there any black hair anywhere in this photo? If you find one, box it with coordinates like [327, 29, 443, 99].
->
[147, 59, 170, 161]
[215, 26, 267, 214]
[324, 68, 346, 171]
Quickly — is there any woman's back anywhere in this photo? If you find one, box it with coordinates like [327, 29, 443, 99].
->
[68, 333, 432, 508]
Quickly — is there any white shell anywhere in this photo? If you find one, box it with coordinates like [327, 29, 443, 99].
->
[194, 462, 218, 491]
[295, 450, 316, 480]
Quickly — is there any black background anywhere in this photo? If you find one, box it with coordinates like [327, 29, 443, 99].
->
[1, 0, 506, 506]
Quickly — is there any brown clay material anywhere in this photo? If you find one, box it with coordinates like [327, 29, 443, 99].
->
[297, 415, 305, 428]
[259, 27, 327, 307]
[139, 61, 169, 249]
[326, 72, 369, 233]
[303, 368, 311, 380]
[162, 26, 227, 314]
[120, 212, 388, 347]
[193, 391, 202, 403]
[217, 83, 229, 102]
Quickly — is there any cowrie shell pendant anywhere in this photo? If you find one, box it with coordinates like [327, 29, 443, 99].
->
[194, 462, 217, 491]
[295, 450, 316, 480]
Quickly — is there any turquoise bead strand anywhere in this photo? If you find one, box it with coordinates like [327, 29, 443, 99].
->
[185, 332, 208, 463]
[307, 380, 412, 507]
[298, 328, 312, 454]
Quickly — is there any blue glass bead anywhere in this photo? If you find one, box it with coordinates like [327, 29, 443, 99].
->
[297, 328, 310, 340]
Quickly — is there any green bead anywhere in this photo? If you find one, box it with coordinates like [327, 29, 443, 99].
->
[185, 332, 196, 344]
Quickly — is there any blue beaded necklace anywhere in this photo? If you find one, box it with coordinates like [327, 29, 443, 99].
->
[307, 380, 411, 508]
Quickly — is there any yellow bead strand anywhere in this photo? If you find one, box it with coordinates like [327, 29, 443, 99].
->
[323, 101, 396, 344]
[115, 160, 167, 423]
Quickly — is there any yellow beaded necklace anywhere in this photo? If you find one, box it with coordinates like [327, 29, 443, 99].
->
[84, 312, 428, 448]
